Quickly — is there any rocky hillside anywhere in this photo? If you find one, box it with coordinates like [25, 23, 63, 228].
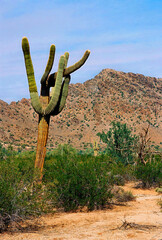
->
[0, 69, 162, 151]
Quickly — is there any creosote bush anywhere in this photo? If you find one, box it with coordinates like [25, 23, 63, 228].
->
[0, 152, 51, 232]
[43, 153, 113, 211]
[109, 161, 135, 185]
[135, 157, 162, 188]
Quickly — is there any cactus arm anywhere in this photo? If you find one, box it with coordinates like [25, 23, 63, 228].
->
[40, 44, 55, 84]
[22, 37, 37, 92]
[49, 51, 69, 98]
[50, 52, 70, 115]
[57, 52, 70, 113]
[64, 52, 69, 67]
[47, 50, 90, 87]
[30, 93, 43, 115]
[30, 92, 43, 114]
[64, 49, 90, 75]
[58, 75, 70, 112]
[44, 55, 65, 115]
[52, 75, 70, 116]
[22, 37, 43, 114]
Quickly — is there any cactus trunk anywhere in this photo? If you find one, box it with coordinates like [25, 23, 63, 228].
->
[35, 115, 50, 172]
[35, 96, 49, 173]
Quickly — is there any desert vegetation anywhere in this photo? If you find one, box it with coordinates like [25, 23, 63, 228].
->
[0, 122, 161, 232]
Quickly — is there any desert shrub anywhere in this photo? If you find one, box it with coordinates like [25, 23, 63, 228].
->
[0, 152, 51, 232]
[109, 161, 135, 185]
[112, 174, 125, 186]
[112, 187, 135, 202]
[135, 158, 162, 187]
[44, 154, 113, 211]
[156, 187, 162, 194]
[97, 121, 138, 165]
[0, 143, 15, 160]
[49, 144, 77, 157]
[78, 147, 94, 156]
[158, 200, 162, 210]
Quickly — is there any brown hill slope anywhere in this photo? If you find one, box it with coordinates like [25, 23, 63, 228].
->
[0, 69, 162, 151]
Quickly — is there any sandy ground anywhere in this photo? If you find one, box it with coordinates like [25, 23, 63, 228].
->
[0, 182, 162, 240]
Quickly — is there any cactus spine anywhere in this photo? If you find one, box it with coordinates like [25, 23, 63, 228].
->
[22, 37, 90, 175]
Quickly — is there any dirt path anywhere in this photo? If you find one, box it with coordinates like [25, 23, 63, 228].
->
[1, 182, 162, 240]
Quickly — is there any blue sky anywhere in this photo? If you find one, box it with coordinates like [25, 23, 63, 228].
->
[0, 0, 162, 103]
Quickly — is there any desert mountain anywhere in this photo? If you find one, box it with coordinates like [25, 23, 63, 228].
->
[0, 68, 162, 151]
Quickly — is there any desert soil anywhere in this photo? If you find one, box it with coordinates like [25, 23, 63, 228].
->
[0, 182, 162, 240]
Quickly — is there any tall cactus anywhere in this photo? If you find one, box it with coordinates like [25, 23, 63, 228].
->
[22, 37, 90, 175]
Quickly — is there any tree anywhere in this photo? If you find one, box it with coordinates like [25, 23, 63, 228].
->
[97, 121, 137, 164]
[138, 124, 152, 165]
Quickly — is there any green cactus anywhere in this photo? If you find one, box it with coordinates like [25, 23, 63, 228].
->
[22, 37, 90, 175]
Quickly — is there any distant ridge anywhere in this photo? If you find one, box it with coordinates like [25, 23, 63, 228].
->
[0, 68, 161, 150]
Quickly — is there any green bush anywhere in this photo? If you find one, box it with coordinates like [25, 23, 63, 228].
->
[109, 161, 135, 185]
[135, 159, 162, 187]
[0, 143, 15, 160]
[0, 152, 51, 232]
[47, 144, 77, 157]
[97, 121, 138, 165]
[44, 154, 113, 211]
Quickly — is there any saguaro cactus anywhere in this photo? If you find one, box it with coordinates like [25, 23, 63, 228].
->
[22, 37, 90, 174]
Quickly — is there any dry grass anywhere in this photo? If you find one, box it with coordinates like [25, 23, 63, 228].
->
[112, 186, 136, 203]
